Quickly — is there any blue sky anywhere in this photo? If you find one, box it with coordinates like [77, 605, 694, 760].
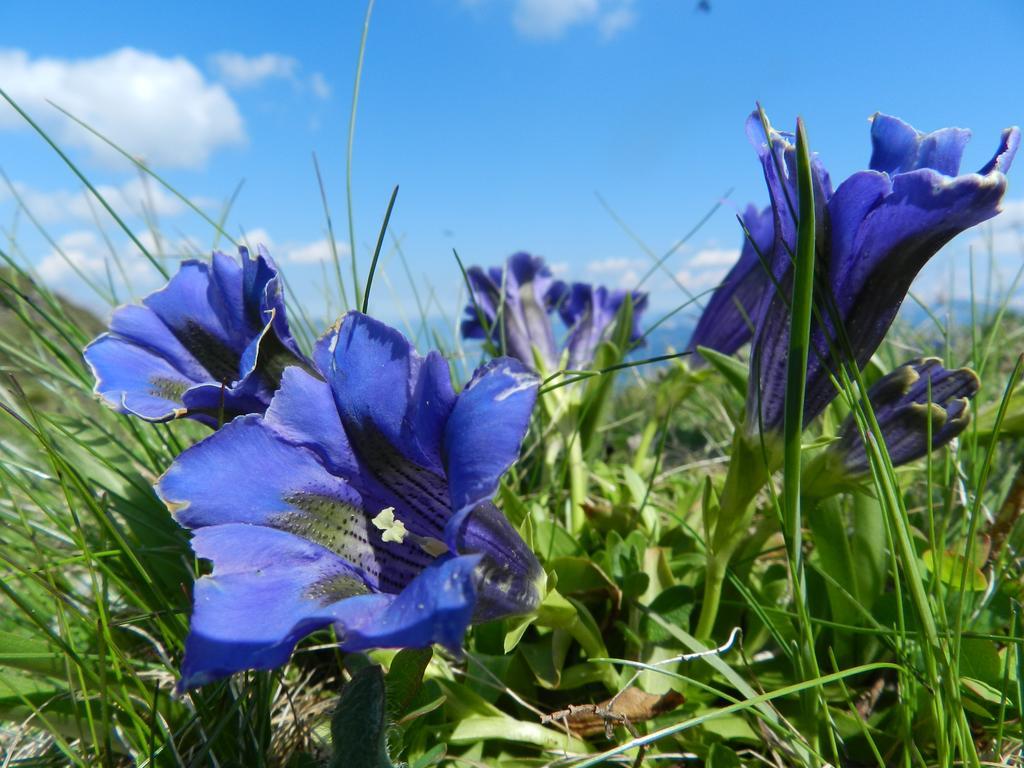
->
[1, 0, 1022, 331]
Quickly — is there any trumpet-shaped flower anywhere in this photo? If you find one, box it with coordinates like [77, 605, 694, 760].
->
[461, 252, 647, 372]
[747, 112, 1019, 434]
[687, 204, 774, 360]
[85, 246, 306, 427]
[556, 282, 648, 370]
[829, 358, 978, 476]
[461, 252, 563, 371]
[158, 312, 544, 689]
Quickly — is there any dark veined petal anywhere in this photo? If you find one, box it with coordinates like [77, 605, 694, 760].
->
[452, 502, 544, 621]
[745, 111, 833, 272]
[237, 245, 305, 373]
[506, 252, 561, 367]
[833, 359, 979, 475]
[557, 283, 648, 370]
[265, 358, 453, 544]
[460, 253, 561, 370]
[327, 312, 456, 476]
[746, 111, 1019, 434]
[84, 260, 242, 422]
[178, 523, 479, 690]
[181, 376, 277, 429]
[144, 260, 242, 382]
[263, 365, 359, 477]
[460, 266, 501, 341]
[687, 203, 774, 360]
[326, 315, 541, 620]
[157, 416, 438, 593]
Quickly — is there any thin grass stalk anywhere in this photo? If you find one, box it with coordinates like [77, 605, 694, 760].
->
[346, 0, 376, 311]
[0, 87, 168, 279]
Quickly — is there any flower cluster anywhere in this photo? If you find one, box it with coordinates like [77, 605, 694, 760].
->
[87, 247, 544, 690]
[83, 109, 1018, 693]
[460, 251, 648, 373]
[693, 111, 1018, 445]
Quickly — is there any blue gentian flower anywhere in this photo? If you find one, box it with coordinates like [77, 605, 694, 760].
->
[830, 358, 978, 475]
[157, 311, 544, 689]
[687, 203, 774, 361]
[747, 111, 1019, 434]
[84, 246, 307, 427]
[461, 252, 647, 372]
[556, 282, 649, 370]
[461, 252, 563, 371]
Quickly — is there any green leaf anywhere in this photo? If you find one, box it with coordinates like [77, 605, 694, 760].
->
[535, 587, 578, 629]
[696, 345, 748, 396]
[641, 585, 696, 644]
[409, 744, 446, 768]
[503, 614, 536, 654]
[959, 638, 1003, 687]
[707, 742, 743, 768]
[396, 693, 446, 725]
[386, 648, 432, 722]
[961, 676, 1005, 706]
[329, 665, 396, 768]
[449, 715, 589, 753]
[0, 630, 64, 677]
[621, 465, 648, 505]
[549, 556, 620, 603]
[921, 549, 988, 591]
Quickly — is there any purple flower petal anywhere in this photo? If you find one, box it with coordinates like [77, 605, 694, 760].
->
[558, 284, 648, 370]
[869, 113, 972, 176]
[84, 247, 307, 425]
[833, 359, 979, 474]
[443, 357, 539, 517]
[746, 111, 1019, 434]
[178, 523, 479, 690]
[460, 252, 562, 370]
[687, 203, 774, 360]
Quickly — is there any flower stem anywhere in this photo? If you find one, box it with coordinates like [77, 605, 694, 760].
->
[568, 433, 587, 534]
[694, 433, 767, 640]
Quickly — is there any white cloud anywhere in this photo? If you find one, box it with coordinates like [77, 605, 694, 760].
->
[0, 47, 245, 169]
[0, 178, 190, 224]
[674, 267, 726, 291]
[309, 72, 332, 100]
[37, 231, 106, 283]
[598, 6, 635, 38]
[224, 232, 353, 265]
[35, 228, 201, 290]
[689, 247, 740, 268]
[586, 256, 645, 274]
[209, 52, 331, 100]
[284, 238, 352, 264]
[510, 0, 636, 39]
[210, 52, 298, 89]
[618, 268, 640, 288]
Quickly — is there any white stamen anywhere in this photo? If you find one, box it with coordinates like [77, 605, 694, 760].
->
[371, 507, 408, 544]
